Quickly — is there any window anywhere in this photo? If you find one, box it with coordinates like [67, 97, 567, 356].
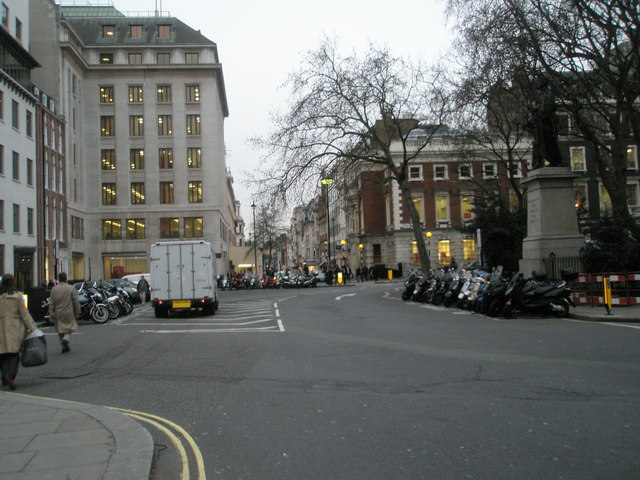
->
[187, 147, 201, 168]
[129, 25, 143, 39]
[100, 53, 114, 64]
[27, 208, 33, 235]
[627, 146, 638, 170]
[0, 90, 3, 119]
[186, 114, 200, 135]
[373, 244, 382, 264]
[26, 110, 32, 137]
[158, 115, 172, 135]
[129, 115, 144, 136]
[0, 199, 3, 230]
[160, 218, 179, 238]
[27, 158, 33, 186]
[627, 184, 639, 211]
[13, 204, 19, 233]
[11, 100, 18, 129]
[408, 166, 422, 181]
[102, 183, 117, 205]
[1, 3, 8, 26]
[130, 149, 144, 169]
[482, 163, 497, 179]
[129, 86, 143, 103]
[459, 164, 472, 179]
[100, 116, 115, 136]
[0, 144, 3, 174]
[12, 151, 18, 181]
[570, 147, 586, 171]
[101, 149, 116, 170]
[185, 52, 199, 64]
[600, 184, 612, 215]
[158, 24, 171, 38]
[574, 185, 588, 212]
[461, 194, 473, 222]
[71, 216, 84, 239]
[434, 165, 448, 180]
[184, 217, 203, 238]
[437, 240, 451, 265]
[435, 193, 449, 223]
[159, 148, 173, 169]
[102, 25, 115, 38]
[99, 86, 114, 103]
[188, 181, 203, 203]
[186, 85, 200, 103]
[157, 52, 170, 64]
[159, 182, 174, 204]
[411, 195, 423, 223]
[15, 18, 21, 41]
[130, 182, 145, 204]
[463, 239, 477, 262]
[102, 219, 122, 240]
[157, 85, 172, 103]
[127, 219, 145, 239]
[508, 161, 522, 178]
[128, 53, 142, 64]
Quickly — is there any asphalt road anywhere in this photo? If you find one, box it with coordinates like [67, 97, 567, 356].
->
[18, 283, 640, 479]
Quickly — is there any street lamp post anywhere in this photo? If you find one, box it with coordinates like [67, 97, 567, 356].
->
[426, 231, 432, 270]
[251, 202, 257, 276]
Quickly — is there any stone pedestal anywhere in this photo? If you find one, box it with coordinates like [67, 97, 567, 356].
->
[519, 167, 585, 275]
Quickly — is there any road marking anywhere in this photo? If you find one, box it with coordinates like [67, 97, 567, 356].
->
[111, 407, 206, 480]
[336, 293, 356, 301]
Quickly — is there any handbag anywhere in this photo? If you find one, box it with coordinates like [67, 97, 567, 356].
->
[20, 329, 48, 367]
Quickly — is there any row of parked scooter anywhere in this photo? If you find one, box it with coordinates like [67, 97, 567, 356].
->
[42, 281, 135, 325]
[218, 273, 319, 290]
[402, 265, 579, 318]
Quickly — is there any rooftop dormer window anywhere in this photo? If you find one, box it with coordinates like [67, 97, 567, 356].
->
[102, 25, 115, 38]
[158, 24, 171, 39]
[130, 25, 143, 39]
[1, 3, 8, 27]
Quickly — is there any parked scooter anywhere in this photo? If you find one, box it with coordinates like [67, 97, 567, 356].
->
[402, 270, 422, 301]
[502, 269, 578, 318]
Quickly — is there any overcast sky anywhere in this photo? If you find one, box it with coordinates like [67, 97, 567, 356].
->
[110, 0, 453, 225]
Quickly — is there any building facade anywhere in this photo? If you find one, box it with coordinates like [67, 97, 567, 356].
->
[29, 0, 233, 280]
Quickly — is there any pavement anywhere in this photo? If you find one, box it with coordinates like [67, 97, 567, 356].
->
[1, 291, 637, 480]
[0, 392, 153, 480]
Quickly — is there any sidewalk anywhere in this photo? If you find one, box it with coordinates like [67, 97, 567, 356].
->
[571, 304, 640, 322]
[0, 392, 153, 480]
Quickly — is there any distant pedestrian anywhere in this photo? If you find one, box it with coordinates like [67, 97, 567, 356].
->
[137, 275, 149, 304]
[0, 274, 37, 390]
[49, 272, 80, 354]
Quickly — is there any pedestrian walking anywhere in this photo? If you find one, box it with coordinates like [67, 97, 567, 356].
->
[0, 274, 37, 390]
[137, 275, 149, 304]
[49, 272, 80, 354]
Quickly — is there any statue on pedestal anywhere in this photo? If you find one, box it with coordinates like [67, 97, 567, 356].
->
[529, 78, 565, 169]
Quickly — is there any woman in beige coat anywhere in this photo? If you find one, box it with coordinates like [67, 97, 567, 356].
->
[0, 274, 36, 390]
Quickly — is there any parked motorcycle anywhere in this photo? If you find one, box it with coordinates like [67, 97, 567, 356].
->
[502, 269, 578, 318]
[402, 270, 421, 301]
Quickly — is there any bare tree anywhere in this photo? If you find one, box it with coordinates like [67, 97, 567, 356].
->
[447, 0, 640, 240]
[253, 38, 452, 270]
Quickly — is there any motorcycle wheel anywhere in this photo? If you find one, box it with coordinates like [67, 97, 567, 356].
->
[123, 300, 134, 315]
[551, 300, 570, 318]
[91, 305, 110, 324]
[432, 292, 444, 306]
[486, 299, 503, 317]
[107, 304, 120, 319]
[444, 294, 455, 307]
[402, 291, 412, 301]
[502, 303, 515, 319]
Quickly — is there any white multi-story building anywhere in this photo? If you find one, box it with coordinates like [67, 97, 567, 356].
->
[0, 0, 39, 290]
[30, 0, 231, 279]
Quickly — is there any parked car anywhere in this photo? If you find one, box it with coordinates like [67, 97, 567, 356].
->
[121, 273, 151, 302]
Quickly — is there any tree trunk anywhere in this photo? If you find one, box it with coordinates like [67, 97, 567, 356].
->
[398, 179, 431, 271]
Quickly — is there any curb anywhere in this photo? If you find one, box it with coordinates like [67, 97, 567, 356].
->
[3, 393, 154, 480]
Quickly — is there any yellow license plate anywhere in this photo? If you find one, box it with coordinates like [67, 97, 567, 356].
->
[172, 300, 191, 309]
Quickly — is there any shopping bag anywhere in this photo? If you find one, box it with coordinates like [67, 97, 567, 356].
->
[20, 329, 48, 367]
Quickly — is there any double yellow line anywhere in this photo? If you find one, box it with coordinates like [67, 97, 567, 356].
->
[110, 407, 206, 480]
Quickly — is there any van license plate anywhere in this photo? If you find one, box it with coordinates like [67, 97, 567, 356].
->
[172, 300, 191, 309]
